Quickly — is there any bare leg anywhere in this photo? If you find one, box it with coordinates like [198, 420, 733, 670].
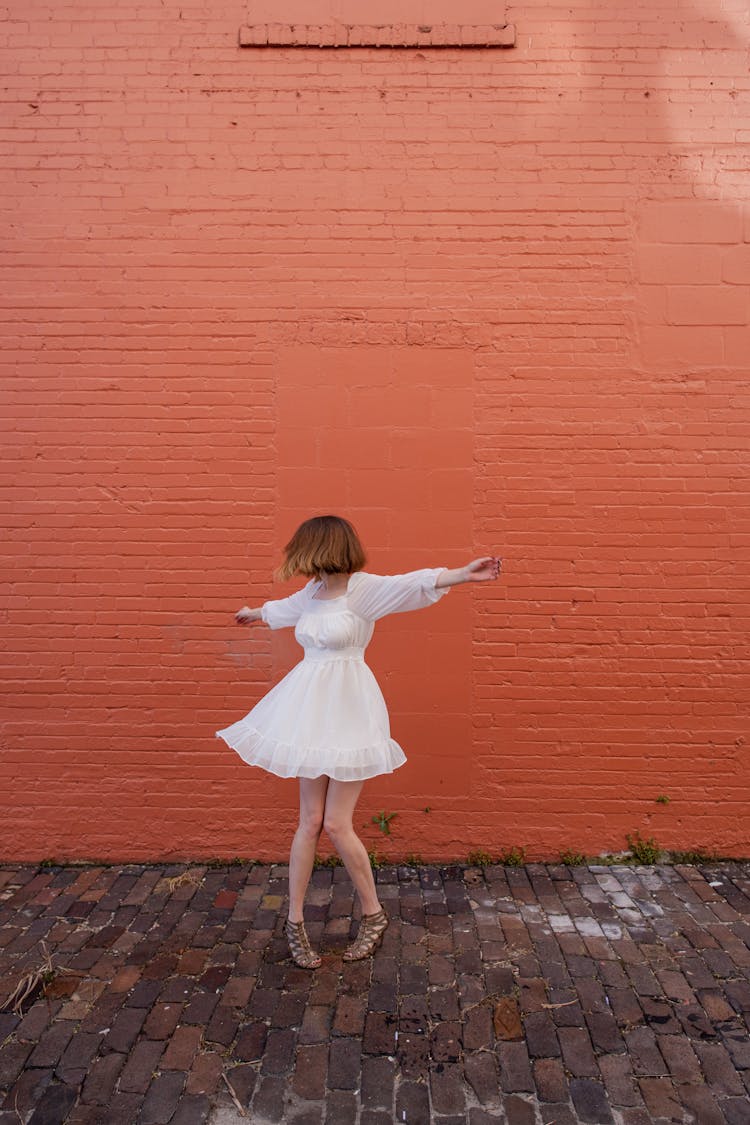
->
[322, 779, 382, 915]
[288, 775, 328, 923]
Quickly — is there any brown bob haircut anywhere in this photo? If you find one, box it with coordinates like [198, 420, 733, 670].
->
[274, 515, 367, 582]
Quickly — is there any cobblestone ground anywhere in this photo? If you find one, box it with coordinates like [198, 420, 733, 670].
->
[0, 861, 749, 1125]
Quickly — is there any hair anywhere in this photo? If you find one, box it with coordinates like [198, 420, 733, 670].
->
[274, 514, 367, 582]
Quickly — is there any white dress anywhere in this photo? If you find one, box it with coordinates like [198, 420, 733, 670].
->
[215, 568, 450, 781]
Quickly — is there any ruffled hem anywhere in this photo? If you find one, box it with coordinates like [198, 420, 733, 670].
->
[215, 725, 407, 781]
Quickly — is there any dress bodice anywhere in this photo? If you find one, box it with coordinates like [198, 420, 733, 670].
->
[294, 603, 375, 658]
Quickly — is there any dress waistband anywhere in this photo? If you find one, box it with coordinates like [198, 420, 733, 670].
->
[302, 647, 365, 663]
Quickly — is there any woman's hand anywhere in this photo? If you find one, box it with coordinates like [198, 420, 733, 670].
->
[235, 606, 261, 625]
[435, 557, 502, 588]
[463, 556, 502, 582]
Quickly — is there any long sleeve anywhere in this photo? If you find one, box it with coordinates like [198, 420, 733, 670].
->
[260, 581, 312, 629]
[348, 568, 450, 622]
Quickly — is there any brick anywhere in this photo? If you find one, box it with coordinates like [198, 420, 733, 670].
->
[361, 1055, 396, 1110]
[119, 1038, 165, 1093]
[261, 1027, 296, 1075]
[186, 1050, 224, 1096]
[299, 1004, 332, 1043]
[637, 1077, 683, 1120]
[102, 1006, 147, 1053]
[693, 1040, 746, 1096]
[363, 1010, 397, 1055]
[233, 1021, 267, 1062]
[168, 1094, 211, 1125]
[332, 993, 366, 1035]
[26, 1081, 78, 1125]
[143, 1003, 182, 1041]
[27, 1022, 76, 1068]
[160, 1024, 203, 1070]
[328, 1037, 361, 1090]
[395, 1079, 430, 1125]
[204, 1005, 240, 1047]
[496, 1040, 534, 1092]
[667, 285, 748, 326]
[532, 1057, 568, 1103]
[638, 201, 743, 243]
[430, 1020, 462, 1062]
[503, 1095, 536, 1125]
[292, 1042, 327, 1101]
[139, 1071, 185, 1125]
[429, 1060, 467, 1115]
[80, 1051, 127, 1105]
[56, 1030, 101, 1084]
[558, 1027, 599, 1078]
[569, 1078, 615, 1123]
[463, 1050, 501, 1105]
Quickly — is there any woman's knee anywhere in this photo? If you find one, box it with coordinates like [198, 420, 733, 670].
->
[322, 813, 352, 841]
[297, 810, 324, 838]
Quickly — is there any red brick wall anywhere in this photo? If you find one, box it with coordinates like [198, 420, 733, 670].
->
[2, 0, 749, 861]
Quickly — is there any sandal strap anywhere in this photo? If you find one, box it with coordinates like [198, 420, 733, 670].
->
[285, 918, 321, 967]
[343, 908, 389, 959]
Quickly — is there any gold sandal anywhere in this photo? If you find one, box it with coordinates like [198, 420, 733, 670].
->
[285, 917, 321, 969]
[342, 907, 389, 961]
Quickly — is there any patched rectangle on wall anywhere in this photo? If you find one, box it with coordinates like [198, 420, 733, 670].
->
[240, 0, 514, 47]
[273, 345, 475, 798]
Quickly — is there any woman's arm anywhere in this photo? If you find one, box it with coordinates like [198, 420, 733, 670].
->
[435, 556, 502, 588]
[235, 606, 264, 624]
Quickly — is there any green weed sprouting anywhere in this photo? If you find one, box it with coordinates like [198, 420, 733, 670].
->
[372, 810, 397, 836]
[626, 831, 661, 865]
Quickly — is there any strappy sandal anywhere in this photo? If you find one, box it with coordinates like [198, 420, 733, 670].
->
[342, 907, 389, 962]
[285, 917, 322, 969]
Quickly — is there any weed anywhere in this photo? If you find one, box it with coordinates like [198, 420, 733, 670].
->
[372, 810, 397, 836]
[498, 846, 526, 866]
[625, 831, 662, 865]
[655, 794, 670, 805]
[668, 847, 717, 864]
[423, 806, 432, 813]
[204, 857, 256, 868]
[312, 854, 343, 868]
[367, 849, 385, 869]
[559, 849, 588, 866]
[467, 849, 495, 867]
[404, 853, 424, 866]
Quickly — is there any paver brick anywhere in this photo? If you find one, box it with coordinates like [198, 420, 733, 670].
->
[429, 1059, 467, 1114]
[185, 1049, 223, 1096]
[328, 1036, 361, 1089]
[395, 1079, 430, 1125]
[260, 1026, 296, 1075]
[569, 1077, 615, 1123]
[464, 1048, 501, 1105]
[168, 1093, 211, 1125]
[360, 1054, 396, 1109]
[80, 1050, 127, 1104]
[497, 1040, 534, 1092]
[532, 1056, 568, 1102]
[693, 1039, 746, 1095]
[55, 1029, 101, 1085]
[139, 1070, 186, 1124]
[118, 1037, 165, 1093]
[160, 1023, 203, 1070]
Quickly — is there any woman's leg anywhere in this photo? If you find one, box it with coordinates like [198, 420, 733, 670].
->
[288, 775, 328, 923]
[322, 779, 382, 915]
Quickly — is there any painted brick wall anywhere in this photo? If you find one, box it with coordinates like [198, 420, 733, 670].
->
[1, 0, 748, 862]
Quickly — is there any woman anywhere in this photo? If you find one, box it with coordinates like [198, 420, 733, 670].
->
[216, 515, 501, 968]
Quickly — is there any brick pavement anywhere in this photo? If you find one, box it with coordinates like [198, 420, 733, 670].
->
[0, 860, 749, 1124]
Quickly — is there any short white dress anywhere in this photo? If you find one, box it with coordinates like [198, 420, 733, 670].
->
[215, 568, 450, 781]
